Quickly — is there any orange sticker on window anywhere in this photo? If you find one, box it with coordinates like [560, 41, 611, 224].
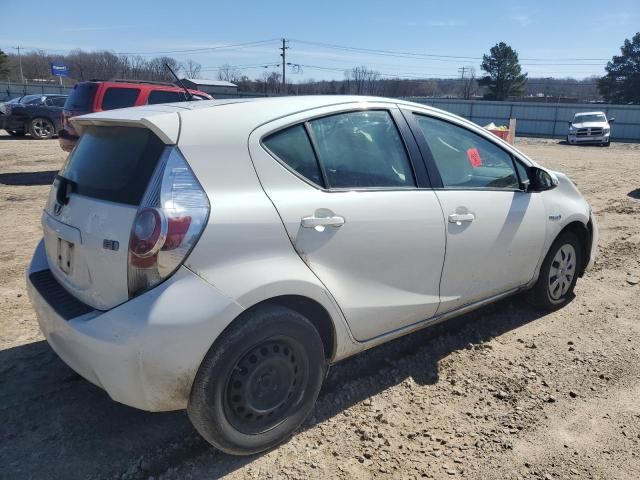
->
[466, 147, 482, 167]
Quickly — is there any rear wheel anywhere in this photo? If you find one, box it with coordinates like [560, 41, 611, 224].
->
[528, 232, 582, 310]
[188, 305, 326, 455]
[29, 117, 55, 139]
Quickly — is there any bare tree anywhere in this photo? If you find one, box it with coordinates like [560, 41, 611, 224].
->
[460, 67, 478, 100]
[182, 59, 202, 79]
[260, 71, 282, 94]
[217, 63, 242, 83]
[344, 66, 380, 95]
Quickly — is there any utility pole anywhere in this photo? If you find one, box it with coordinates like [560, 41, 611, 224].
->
[13, 46, 24, 84]
[458, 66, 466, 80]
[280, 38, 289, 95]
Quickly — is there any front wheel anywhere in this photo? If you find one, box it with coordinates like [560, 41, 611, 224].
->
[29, 117, 55, 139]
[188, 305, 326, 455]
[528, 231, 582, 310]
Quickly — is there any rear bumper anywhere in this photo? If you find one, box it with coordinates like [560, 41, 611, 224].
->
[27, 240, 244, 411]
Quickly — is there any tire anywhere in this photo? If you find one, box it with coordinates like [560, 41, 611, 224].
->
[188, 305, 326, 455]
[604, 141, 611, 147]
[29, 117, 55, 139]
[7, 129, 26, 137]
[527, 231, 582, 310]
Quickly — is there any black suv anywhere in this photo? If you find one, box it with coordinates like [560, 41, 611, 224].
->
[0, 94, 68, 139]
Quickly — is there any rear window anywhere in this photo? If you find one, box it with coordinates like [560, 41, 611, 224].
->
[64, 83, 98, 111]
[147, 90, 187, 104]
[59, 126, 166, 205]
[101, 87, 140, 110]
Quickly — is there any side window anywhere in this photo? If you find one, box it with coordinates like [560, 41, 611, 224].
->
[147, 90, 186, 105]
[308, 111, 415, 189]
[50, 97, 67, 107]
[414, 114, 519, 189]
[101, 88, 140, 110]
[263, 125, 324, 187]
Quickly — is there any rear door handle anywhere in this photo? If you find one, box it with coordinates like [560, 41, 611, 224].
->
[301, 215, 345, 228]
[448, 213, 475, 224]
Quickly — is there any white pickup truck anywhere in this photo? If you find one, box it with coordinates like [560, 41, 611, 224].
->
[567, 111, 614, 146]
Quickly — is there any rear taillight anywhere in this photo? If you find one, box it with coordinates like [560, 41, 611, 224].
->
[128, 147, 209, 297]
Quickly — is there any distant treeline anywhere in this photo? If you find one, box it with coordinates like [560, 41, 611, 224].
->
[3, 50, 601, 101]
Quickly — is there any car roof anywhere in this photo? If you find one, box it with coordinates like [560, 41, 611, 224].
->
[73, 95, 472, 137]
[574, 111, 606, 116]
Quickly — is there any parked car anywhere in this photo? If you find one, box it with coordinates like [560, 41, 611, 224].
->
[567, 111, 614, 146]
[27, 96, 597, 455]
[58, 80, 213, 151]
[0, 94, 68, 139]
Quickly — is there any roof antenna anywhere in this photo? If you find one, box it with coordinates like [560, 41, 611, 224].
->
[164, 63, 194, 101]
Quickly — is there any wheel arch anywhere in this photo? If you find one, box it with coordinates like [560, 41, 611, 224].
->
[552, 220, 592, 277]
[236, 295, 337, 362]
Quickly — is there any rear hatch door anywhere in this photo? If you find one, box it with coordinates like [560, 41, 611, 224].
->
[42, 121, 171, 310]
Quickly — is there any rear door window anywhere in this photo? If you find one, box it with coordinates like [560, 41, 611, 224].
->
[101, 87, 140, 110]
[147, 90, 187, 104]
[59, 126, 166, 205]
[308, 111, 415, 189]
[46, 97, 67, 107]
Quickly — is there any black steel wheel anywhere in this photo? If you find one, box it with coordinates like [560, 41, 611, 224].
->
[188, 305, 326, 455]
[224, 337, 308, 435]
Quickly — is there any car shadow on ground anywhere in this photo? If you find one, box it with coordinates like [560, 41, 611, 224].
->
[0, 296, 548, 479]
[628, 188, 640, 200]
[0, 170, 58, 186]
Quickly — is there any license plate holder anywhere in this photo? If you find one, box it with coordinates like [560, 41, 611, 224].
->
[58, 238, 74, 275]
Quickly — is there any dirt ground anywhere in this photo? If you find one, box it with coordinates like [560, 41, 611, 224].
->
[1, 132, 639, 480]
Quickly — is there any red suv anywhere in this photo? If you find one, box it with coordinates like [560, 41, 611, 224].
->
[59, 80, 212, 151]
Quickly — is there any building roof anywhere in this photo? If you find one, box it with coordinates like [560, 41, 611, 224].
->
[181, 78, 237, 87]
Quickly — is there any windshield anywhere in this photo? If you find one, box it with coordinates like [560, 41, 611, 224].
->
[574, 114, 606, 124]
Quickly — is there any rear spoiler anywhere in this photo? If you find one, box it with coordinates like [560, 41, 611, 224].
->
[71, 107, 185, 144]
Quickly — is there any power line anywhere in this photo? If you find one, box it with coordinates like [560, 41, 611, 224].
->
[290, 38, 610, 63]
[116, 39, 279, 56]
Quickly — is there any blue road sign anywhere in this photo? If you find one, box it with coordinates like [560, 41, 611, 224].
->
[50, 63, 68, 76]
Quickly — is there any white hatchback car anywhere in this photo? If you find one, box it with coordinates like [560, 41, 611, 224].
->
[27, 96, 597, 455]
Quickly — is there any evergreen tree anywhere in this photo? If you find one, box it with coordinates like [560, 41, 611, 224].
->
[598, 32, 640, 104]
[479, 42, 527, 100]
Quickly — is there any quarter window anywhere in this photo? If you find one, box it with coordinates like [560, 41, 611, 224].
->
[101, 87, 140, 110]
[263, 125, 324, 187]
[414, 114, 519, 189]
[308, 111, 415, 188]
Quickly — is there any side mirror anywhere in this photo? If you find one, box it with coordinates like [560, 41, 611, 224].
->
[608, 117, 615, 123]
[529, 167, 558, 192]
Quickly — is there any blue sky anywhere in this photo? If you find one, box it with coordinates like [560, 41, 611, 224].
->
[1, 0, 638, 81]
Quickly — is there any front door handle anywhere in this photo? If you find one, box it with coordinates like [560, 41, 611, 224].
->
[448, 212, 475, 224]
[301, 215, 345, 228]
